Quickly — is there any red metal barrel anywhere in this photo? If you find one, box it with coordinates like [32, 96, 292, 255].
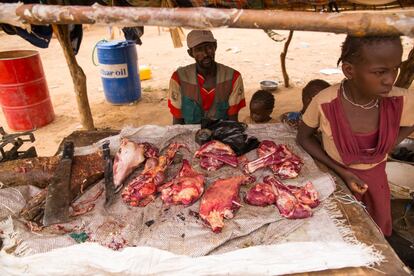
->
[0, 50, 55, 131]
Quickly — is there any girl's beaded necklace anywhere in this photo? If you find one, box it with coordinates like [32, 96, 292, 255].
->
[341, 80, 379, 110]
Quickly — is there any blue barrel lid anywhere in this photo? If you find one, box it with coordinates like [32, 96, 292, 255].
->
[97, 40, 134, 49]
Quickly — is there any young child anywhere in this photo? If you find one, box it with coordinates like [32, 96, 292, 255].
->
[243, 90, 277, 124]
[280, 79, 330, 128]
[297, 35, 414, 237]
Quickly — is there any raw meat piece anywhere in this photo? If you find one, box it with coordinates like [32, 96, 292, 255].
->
[199, 157, 223, 171]
[194, 140, 238, 171]
[245, 140, 285, 173]
[245, 140, 303, 179]
[264, 176, 312, 219]
[273, 161, 302, 179]
[122, 143, 187, 207]
[288, 182, 320, 208]
[244, 183, 276, 206]
[256, 140, 278, 156]
[113, 139, 158, 192]
[199, 175, 255, 233]
[258, 142, 303, 179]
[158, 159, 205, 205]
[237, 155, 249, 167]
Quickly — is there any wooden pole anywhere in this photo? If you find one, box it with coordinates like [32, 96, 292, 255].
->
[52, 25, 95, 130]
[0, 4, 412, 36]
[280, 31, 294, 88]
[395, 46, 414, 89]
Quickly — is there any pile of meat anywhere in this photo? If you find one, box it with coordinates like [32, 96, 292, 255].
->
[193, 139, 303, 179]
[158, 159, 205, 206]
[112, 137, 318, 233]
[241, 141, 318, 219]
[116, 140, 199, 207]
[13, 132, 318, 235]
[245, 176, 319, 219]
[244, 140, 303, 179]
[194, 140, 238, 171]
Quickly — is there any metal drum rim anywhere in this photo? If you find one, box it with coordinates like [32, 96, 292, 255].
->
[0, 50, 39, 61]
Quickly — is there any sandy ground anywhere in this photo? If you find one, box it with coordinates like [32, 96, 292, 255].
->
[0, 26, 413, 156]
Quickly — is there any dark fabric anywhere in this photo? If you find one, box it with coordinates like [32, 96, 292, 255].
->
[0, 0, 53, 47]
[321, 90, 403, 166]
[328, 0, 339, 12]
[0, 24, 52, 48]
[386, 232, 414, 269]
[200, 119, 260, 156]
[122, 27, 144, 45]
[0, 0, 84, 53]
[0, 23, 83, 54]
[68, 24, 83, 55]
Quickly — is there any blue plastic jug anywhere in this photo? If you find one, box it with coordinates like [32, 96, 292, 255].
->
[97, 40, 141, 104]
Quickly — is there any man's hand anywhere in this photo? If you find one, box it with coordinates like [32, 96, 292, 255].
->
[339, 169, 368, 195]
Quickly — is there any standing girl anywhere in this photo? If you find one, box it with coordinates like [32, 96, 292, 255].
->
[297, 35, 414, 236]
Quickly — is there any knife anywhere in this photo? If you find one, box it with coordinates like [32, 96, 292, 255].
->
[43, 141, 74, 226]
[103, 141, 115, 208]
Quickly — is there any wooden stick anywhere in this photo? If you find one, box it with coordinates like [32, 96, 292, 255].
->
[280, 30, 294, 88]
[0, 4, 411, 36]
[169, 27, 185, 48]
[52, 25, 95, 130]
[163, 0, 185, 48]
[395, 45, 414, 89]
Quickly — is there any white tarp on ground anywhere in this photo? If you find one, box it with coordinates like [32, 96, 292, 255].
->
[0, 240, 382, 276]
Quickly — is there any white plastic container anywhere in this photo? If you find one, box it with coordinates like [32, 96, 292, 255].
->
[386, 161, 414, 199]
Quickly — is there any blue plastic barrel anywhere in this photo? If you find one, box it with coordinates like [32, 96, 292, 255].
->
[97, 40, 141, 104]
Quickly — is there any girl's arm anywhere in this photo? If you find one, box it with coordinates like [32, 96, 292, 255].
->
[297, 121, 368, 195]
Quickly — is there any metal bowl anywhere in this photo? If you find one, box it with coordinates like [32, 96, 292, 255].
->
[260, 80, 278, 92]
[389, 138, 414, 165]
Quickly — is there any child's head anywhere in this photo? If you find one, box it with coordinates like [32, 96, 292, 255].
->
[338, 35, 403, 97]
[250, 90, 275, 123]
[302, 79, 330, 113]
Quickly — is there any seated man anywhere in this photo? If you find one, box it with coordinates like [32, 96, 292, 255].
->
[168, 30, 246, 125]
